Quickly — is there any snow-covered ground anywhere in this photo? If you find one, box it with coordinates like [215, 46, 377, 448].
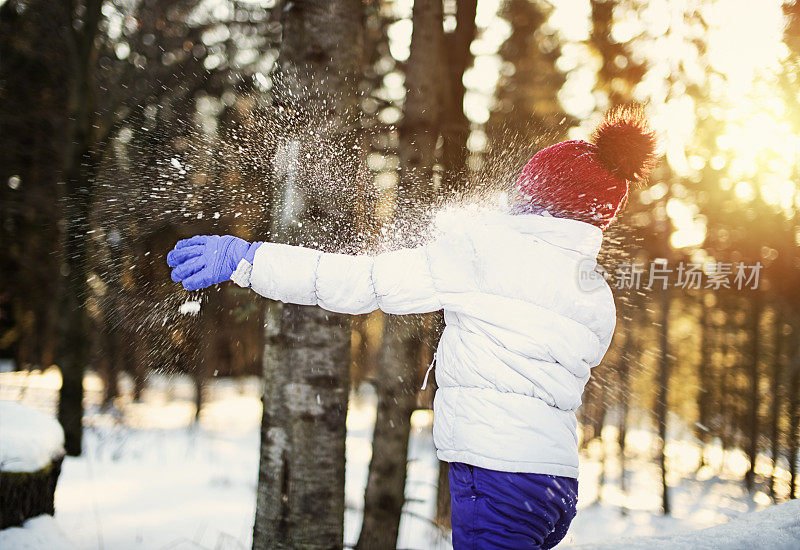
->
[569, 500, 800, 550]
[0, 368, 793, 549]
[0, 515, 76, 550]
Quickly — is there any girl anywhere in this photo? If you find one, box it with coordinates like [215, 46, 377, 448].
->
[167, 106, 657, 549]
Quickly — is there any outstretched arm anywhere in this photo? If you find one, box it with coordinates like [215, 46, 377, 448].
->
[167, 236, 442, 315]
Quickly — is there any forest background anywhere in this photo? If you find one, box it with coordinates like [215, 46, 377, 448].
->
[1, 0, 800, 548]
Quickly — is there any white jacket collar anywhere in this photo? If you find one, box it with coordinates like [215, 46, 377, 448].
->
[495, 212, 603, 258]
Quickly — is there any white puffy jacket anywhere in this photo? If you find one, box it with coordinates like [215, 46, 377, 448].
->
[236, 208, 616, 478]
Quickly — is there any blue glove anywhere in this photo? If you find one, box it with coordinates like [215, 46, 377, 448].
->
[167, 235, 262, 291]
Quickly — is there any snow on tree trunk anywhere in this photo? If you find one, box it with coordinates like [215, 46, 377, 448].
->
[0, 401, 65, 529]
[251, 2, 363, 549]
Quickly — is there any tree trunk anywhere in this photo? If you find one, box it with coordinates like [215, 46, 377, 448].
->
[0, 458, 63, 529]
[255, 304, 352, 550]
[129, 327, 148, 402]
[719, 296, 736, 468]
[252, 2, 364, 549]
[431, 0, 475, 531]
[655, 289, 671, 515]
[435, 459, 451, 529]
[788, 318, 800, 500]
[192, 366, 207, 419]
[99, 239, 124, 408]
[57, 188, 92, 456]
[427, 316, 450, 529]
[0, 0, 68, 378]
[350, 315, 369, 387]
[357, 316, 425, 549]
[440, 0, 477, 196]
[696, 293, 712, 469]
[100, 328, 120, 408]
[194, 299, 215, 423]
[356, 2, 446, 548]
[56, 0, 103, 457]
[768, 304, 784, 500]
[745, 292, 763, 493]
[595, 383, 608, 494]
[615, 322, 632, 515]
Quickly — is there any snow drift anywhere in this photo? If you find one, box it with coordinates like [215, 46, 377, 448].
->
[0, 515, 75, 550]
[0, 400, 65, 473]
[568, 499, 800, 549]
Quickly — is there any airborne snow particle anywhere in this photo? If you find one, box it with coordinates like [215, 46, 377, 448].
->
[179, 300, 201, 315]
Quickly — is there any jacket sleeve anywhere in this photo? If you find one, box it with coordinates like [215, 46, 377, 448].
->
[246, 242, 442, 315]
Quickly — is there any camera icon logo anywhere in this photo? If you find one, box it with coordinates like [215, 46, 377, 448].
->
[577, 258, 609, 292]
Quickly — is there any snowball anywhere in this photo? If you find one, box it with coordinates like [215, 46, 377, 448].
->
[179, 300, 201, 315]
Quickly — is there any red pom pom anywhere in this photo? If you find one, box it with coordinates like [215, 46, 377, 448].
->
[591, 105, 657, 182]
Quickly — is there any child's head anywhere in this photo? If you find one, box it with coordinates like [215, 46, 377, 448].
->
[514, 105, 657, 230]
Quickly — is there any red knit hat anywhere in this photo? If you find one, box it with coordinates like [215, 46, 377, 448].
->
[515, 105, 657, 230]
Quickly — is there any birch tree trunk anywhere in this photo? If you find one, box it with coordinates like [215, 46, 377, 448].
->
[357, 2, 446, 548]
[252, 2, 364, 549]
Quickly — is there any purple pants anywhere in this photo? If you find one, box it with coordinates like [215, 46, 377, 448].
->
[449, 462, 578, 550]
